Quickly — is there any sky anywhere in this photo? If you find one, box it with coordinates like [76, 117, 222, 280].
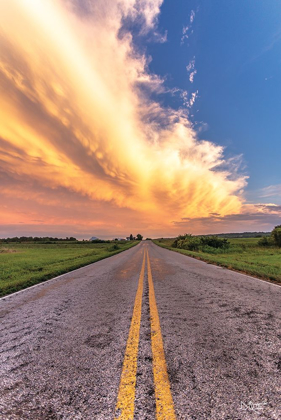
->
[0, 0, 280, 239]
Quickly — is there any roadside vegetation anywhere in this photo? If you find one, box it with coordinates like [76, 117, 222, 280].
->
[154, 227, 281, 284]
[0, 240, 138, 297]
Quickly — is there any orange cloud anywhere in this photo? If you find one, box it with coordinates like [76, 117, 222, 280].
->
[0, 0, 247, 237]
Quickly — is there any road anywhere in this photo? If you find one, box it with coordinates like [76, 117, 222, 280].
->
[0, 241, 280, 419]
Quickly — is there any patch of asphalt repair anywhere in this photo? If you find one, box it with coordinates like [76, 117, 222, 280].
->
[0, 241, 280, 419]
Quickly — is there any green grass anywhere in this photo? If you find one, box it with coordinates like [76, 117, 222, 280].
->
[153, 238, 281, 284]
[0, 241, 138, 297]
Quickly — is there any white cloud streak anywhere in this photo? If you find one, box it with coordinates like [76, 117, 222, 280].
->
[186, 58, 197, 83]
[189, 70, 197, 83]
[189, 90, 198, 107]
[181, 25, 189, 44]
[190, 10, 195, 23]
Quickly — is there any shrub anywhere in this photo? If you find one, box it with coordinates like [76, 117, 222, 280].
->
[108, 244, 119, 251]
[172, 234, 192, 248]
[172, 234, 229, 251]
[258, 237, 272, 247]
[183, 237, 201, 251]
[201, 245, 226, 254]
[200, 236, 230, 249]
[172, 235, 201, 251]
[271, 225, 281, 247]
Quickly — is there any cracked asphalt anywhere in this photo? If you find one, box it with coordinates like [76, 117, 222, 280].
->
[0, 241, 280, 419]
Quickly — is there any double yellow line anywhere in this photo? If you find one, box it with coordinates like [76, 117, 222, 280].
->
[114, 248, 176, 419]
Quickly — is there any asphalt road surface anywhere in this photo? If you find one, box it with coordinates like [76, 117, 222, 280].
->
[0, 241, 280, 419]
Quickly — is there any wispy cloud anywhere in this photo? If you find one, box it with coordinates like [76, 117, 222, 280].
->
[259, 184, 281, 199]
[188, 90, 198, 107]
[0, 0, 246, 237]
[181, 26, 189, 44]
[186, 58, 195, 72]
[181, 10, 196, 44]
[190, 10, 195, 24]
[152, 29, 168, 43]
[189, 70, 197, 83]
[177, 89, 198, 109]
[186, 58, 197, 83]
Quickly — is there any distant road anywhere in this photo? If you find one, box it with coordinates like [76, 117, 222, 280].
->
[1, 241, 280, 419]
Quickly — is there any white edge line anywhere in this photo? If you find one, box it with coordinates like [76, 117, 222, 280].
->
[218, 266, 281, 288]
[153, 243, 281, 289]
[0, 263, 94, 302]
[0, 244, 140, 302]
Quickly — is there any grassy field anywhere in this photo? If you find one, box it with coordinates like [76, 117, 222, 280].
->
[153, 237, 281, 284]
[0, 241, 138, 297]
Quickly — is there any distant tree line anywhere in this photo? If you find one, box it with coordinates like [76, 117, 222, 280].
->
[0, 233, 144, 244]
[0, 236, 77, 243]
[211, 232, 270, 238]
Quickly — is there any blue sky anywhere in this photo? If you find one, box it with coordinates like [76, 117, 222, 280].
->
[0, 0, 281, 238]
[145, 0, 281, 202]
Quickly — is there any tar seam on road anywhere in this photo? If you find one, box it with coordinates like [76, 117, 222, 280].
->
[147, 249, 176, 420]
[114, 249, 146, 419]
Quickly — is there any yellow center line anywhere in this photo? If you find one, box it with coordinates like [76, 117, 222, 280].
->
[147, 249, 176, 420]
[114, 248, 146, 420]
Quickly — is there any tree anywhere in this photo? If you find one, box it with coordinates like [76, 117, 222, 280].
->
[129, 234, 134, 240]
[136, 234, 143, 241]
[271, 225, 281, 247]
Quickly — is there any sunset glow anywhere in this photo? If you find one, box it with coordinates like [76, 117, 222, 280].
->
[0, 0, 280, 238]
